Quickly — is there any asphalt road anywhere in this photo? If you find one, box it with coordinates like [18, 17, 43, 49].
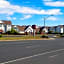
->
[0, 38, 64, 64]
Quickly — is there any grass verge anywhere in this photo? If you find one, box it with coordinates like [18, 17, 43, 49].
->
[0, 35, 49, 40]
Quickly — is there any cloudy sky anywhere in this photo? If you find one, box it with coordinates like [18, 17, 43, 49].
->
[0, 0, 64, 26]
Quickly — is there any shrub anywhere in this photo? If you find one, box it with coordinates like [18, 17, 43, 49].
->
[0, 34, 2, 37]
[6, 28, 19, 35]
[48, 31, 53, 34]
[41, 35, 48, 38]
[54, 32, 59, 34]
[60, 34, 64, 37]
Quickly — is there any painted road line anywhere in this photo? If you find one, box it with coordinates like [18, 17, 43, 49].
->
[49, 54, 59, 58]
[0, 49, 64, 64]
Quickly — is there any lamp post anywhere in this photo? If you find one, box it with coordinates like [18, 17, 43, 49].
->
[43, 15, 53, 27]
[43, 15, 54, 33]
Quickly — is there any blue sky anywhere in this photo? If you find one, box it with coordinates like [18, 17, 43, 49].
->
[0, 0, 64, 26]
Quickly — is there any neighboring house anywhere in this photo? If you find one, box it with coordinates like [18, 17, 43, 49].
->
[12, 25, 26, 34]
[49, 26, 57, 33]
[56, 25, 64, 33]
[25, 25, 33, 33]
[40, 26, 48, 33]
[0, 20, 64, 34]
[12, 25, 33, 34]
[35, 27, 40, 34]
[0, 20, 12, 33]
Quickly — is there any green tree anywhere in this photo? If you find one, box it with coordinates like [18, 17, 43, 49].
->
[6, 28, 19, 34]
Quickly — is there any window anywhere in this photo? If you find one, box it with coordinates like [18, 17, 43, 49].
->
[14, 27, 17, 29]
[0, 24, 2, 27]
[8, 25, 10, 27]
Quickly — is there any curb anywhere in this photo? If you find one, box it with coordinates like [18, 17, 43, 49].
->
[0, 38, 55, 41]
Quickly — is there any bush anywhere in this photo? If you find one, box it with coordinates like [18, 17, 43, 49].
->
[6, 28, 19, 35]
[41, 35, 48, 38]
[0, 34, 2, 37]
[54, 32, 59, 34]
[60, 34, 64, 37]
[48, 31, 53, 34]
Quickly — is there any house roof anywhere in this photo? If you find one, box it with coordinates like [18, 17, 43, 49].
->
[0, 20, 12, 24]
[58, 25, 64, 28]
[17, 25, 26, 31]
[12, 25, 26, 31]
[25, 25, 31, 30]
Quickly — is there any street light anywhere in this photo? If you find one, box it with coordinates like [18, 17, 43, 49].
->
[43, 15, 54, 34]
[43, 15, 54, 27]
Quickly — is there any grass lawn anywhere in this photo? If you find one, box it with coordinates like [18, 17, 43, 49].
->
[0, 35, 49, 40]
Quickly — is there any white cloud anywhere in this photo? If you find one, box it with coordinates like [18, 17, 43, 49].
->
[6, 16, 11, 20]
[0, 0, 63, 15]
[13, 17, 16, 20]
[47, 17, 58, 21]
[20, 15, 32, 20]
[44, 1, 64, 7]
[7, 16, 16, 20]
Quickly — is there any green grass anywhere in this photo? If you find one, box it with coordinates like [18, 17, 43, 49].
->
[0, 35, 49, 40]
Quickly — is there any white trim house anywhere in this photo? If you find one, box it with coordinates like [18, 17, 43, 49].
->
[0, 20, 12, 33]
[12, 25, 33, 34]
[25, 25, 33, 33]
[56, 25, 64, 33]
[12, 25, 26, 34]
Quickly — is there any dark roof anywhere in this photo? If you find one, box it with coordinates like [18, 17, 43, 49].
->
[24, 25, 31, 30]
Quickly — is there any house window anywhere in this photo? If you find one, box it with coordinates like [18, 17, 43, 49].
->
[8, 25, 10, 27]
[0, 24, 2, 27]
[14, 27, 17, 29]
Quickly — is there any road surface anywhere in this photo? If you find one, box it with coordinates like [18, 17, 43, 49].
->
[0, 38, 64, 64]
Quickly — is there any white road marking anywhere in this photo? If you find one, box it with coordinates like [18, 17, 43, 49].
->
[49, 54, 59, 58]
[0, 49, 64, 64]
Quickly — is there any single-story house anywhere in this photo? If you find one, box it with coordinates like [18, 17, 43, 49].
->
[12, 25, 26, 34]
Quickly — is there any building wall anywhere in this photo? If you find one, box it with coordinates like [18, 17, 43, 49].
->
[56, 26, 64, 33]
[43, 28, 48, 33]
[7, 25, 12, 31]
[0, 24, 12, 33]
[13, 26, 19, 32]
[0, 24, 5, 33]
[19, 31, 25, 34]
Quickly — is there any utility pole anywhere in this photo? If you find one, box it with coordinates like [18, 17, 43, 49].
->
[43, 15, 54, 34]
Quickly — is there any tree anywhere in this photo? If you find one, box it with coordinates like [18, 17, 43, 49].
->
[6, 28, 19, 34]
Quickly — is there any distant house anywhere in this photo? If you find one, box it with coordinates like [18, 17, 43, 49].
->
[35, 27, 40, 34]
[25, 25, 33, 34]
[49, 26, 57, 33]
[12, 25, 26, 34]
[56, 25, 64, 33]
[12, 25, 33, 34]
[40, 26, 48, 34]
[0, 20, 12, 33]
